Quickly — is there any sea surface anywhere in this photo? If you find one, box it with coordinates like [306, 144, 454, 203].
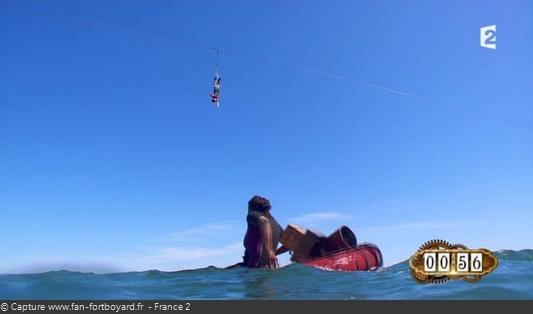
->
[1, 250, 532, 300]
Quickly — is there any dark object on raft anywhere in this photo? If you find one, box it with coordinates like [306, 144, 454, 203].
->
[281, 224, 383, 272]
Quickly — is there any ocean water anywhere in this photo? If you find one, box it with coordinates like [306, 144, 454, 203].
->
[1, 250, 532, 300]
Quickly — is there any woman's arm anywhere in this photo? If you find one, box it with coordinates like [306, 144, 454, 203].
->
[258, 216, 278, 269]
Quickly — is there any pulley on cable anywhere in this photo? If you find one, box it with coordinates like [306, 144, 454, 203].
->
[209, 49, 221, 107]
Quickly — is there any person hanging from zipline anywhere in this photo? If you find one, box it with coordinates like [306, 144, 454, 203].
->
[209, 66, 221, 107]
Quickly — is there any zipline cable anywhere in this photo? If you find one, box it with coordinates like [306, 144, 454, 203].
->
[48, 3, 429, 102]
[24, 2, 532, 131]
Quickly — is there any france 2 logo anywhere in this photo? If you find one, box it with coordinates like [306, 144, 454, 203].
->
[480, 25, 496, 50]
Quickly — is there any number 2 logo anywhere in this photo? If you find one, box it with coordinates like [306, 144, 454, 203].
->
[480, 25, 496, 49]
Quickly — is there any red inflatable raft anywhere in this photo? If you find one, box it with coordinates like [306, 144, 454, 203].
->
[302, 243, 383, 272]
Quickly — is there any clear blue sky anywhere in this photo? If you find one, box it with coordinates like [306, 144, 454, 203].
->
[1, 0, 532, 273]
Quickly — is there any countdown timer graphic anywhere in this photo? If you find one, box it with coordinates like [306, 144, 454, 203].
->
[409, 240, 498, 284]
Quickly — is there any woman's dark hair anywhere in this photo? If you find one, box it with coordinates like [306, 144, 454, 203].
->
[248, 195, 272, 213]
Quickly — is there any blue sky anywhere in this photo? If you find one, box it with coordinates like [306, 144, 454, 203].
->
[1, 0, 532, 273]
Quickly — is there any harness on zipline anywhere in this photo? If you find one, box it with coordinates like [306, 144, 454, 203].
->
[209, 66, 221, 107]
[209, 49, 221, 107]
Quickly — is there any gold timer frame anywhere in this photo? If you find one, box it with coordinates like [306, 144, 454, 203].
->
[409, 240, 498, 284]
